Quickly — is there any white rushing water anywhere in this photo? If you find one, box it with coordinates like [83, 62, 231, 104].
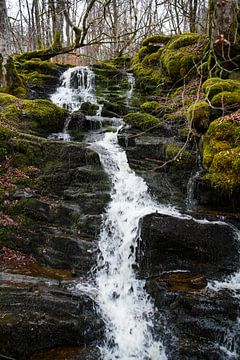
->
[51, 65, 240, 359]
[91, 128, 180, 360]
[51, 65, 177, 358]
[51, 66, 99, 112]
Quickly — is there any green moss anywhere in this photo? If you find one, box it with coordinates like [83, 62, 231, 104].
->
[18, 59, 64, 76]
[142, 49, 163, 67]
[23, 71, 57, 85]
[142, 35, 173, 47]
[168, 33, 200, 50]
[204, 147, 240, 193]
[165, 143, 194, 167]
[131, 33, 206, 92]
[203, 113, 240, 193]
[0, 93, 66, 134]
[140, 101, 171, 116]
[187, 101, 211, 133]
[0, 93, 16, 105]
[80, 102, 99, 116]
[123, 112, 161, 131]
[112, 56, 131, 69]
[94, 61, 117, 71]
[211, 91, 240, 112]
[202, 78, 240, 99]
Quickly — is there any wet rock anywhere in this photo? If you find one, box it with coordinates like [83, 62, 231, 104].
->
[70, 111, 102, 132]
[139, 213, 239, 277]
[194, 178, 240, 211]
[80, 102, 99, 116]
[0, 285, 103, 360]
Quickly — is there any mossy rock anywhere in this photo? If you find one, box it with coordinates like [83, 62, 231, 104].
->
[211, 91, 240, 114]
[167, 33, 200, 50]
[0, 124, 14, 161]
[202, 78, 240, 100]
[131, 33, 206, 91]
[93, 61, 117, 71]
[142, 49, 163, 67]
[80, 102, 99, 116]
[102, 101, 127, 117]
[142, 35, 173, 47]
[164, 143, 194, 168]
[0, 93, 67, 134]
[187, 101, 211, 133]
[203, 112, 240, 193]
[0, 93, 16, 106]
[112, 56, 131, 69]
[17, 59, 65, 77]
[140, 101, 171, 116]
[123, 112, 161, 131]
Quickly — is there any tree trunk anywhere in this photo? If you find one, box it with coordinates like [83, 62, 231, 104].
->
[0, 0, 10, 86]
[208, 0, 240, 70]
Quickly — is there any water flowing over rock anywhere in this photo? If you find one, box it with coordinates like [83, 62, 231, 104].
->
[1, 64, 239, 360]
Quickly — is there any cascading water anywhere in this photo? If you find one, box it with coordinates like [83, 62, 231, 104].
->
[126, 73, 135, 100]
[51, 65, 240, 359]
[51, 66, 99, 112]
[90, 129, 180, 360]
[51, 65, 177, 358]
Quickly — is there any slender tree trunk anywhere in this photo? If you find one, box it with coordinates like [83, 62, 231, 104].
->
[0, 0, 10, 86]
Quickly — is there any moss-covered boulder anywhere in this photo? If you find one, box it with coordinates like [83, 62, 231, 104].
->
[187, 101, 211, 133]
[164, 143, 194, 168]
[140, 101, 172, 116]
[0, 93, 67, 134]
[203, 111, 240, 194]
[131, 33, 206, 92]
[142, 34, 173, 47]
[211, 91, 240, 113]
[123, 112, 162, 131]
[80, 102, 99, 116]
[202, 78, 240, 100]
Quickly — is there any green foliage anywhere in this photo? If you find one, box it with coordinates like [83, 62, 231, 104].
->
[202, 78, 240, 100]
[123, 112, 161, 131]
[187, 101, 211, 133]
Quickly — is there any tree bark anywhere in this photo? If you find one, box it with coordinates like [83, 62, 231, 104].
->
[0, 0, 10, 86]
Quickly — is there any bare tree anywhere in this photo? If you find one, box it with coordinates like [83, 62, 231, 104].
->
[0, 0, 10, 85]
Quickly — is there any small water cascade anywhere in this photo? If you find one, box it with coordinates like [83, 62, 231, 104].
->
[126, 73, 135, 100]
[50, 66, 240, 359]
[186, 155, 203, 211]
[51, 66, 99, 112]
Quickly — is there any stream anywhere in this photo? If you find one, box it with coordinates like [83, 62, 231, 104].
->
[51, 66, 240, 360]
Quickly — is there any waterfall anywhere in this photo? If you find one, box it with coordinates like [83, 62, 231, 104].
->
[90, 129, 180, 359]
[51, 66, 98, 112]
[51, 66, 240, 359]
[186, 155, 203, 211]
[126, 73, 135, 99]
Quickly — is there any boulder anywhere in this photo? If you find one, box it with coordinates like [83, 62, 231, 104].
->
[138, 213, 239, 277]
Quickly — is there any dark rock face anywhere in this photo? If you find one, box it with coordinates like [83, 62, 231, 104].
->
[138, 213, 240, 359]
[70, 111, 102, 131]
[0, 137, 109, 359]
[0, 284, 103, 360]
[120, 130, 197, 207]
[194, 178, 240, 211]
[139, 213, 239, 277]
